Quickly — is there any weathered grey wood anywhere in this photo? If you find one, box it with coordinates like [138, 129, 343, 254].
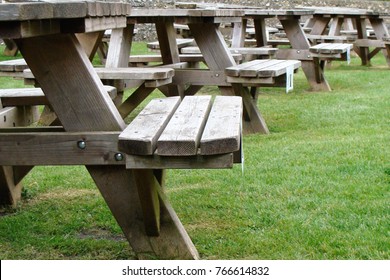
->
[225, 59, 270, 77]
[94, 67, 175, 80]
[118, 84, 154, 118]
[155, 21, 184, 97]
[3, 39, 18, 56]
[0, 86, 117, 106]
[118, 97, 181, 155]
[0, 106, 40, 128]
[0, 166, 21, 207]
[0, 132, 123, 166]
[147, 38, 194, 50]
[134, 170, 160, 236]
[76, 31, 105, 61]
[172, 69, 229, 86]
[0, 58, 27, 72]
[189, 21, 269, 134]
[280, 17, 331, 91]
[105, 25, 134, 105]
[158, 96, 212, 156]
[16, 33, 198, 260]
[225, 59, 301, 79]
[309, 43, 352, 54]
[200, 96, 242, 155]
[126, 153, 234, 169]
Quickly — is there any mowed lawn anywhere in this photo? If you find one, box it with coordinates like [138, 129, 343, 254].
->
[0, 44, 389, 260]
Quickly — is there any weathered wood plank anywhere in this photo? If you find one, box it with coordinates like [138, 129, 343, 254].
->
[0, 58, 28, 72]
[158, 96, 212, 156]
[256, 60, 301, 77]
[225, 59, 271, 77]
[0, 132, 123, 166]
[0, 106, 39, 128]
[118, 97, 181, 155]
[94, 67, 175, 80]
[0, 86, 117, 106]
[200, 96, 242, 155]
[126, 153, 234, 169]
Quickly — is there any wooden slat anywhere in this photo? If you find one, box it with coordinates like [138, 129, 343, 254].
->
[118, 97, 181, 155]
[147, 38, 194, 50]
[0, 132, 123, 166]
[25, 67, 175, 81]
[126, 153, 234, 169]
[0, 86, 117, 106]
[256, 60, 301, 77]
[0, 58, 28, 72]
[240, 60, 284, 77]
[309, 43, 352, 54]
[95, 67, 174, 80]
[200, 96, 242, 155]
[0, 106, 40, 128]
[157, 96, 212, 156]
[225, 59, 272, 77]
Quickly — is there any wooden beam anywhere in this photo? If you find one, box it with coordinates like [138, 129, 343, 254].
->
[0, 132, 123, 166]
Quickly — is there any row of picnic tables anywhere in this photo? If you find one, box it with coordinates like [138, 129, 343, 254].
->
[0, 1, 389, 260]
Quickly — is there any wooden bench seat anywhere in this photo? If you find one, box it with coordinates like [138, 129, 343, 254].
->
[307, 34, 357, 43]
[23, 67, 175, 88]
[128, 53, 243, 66]
[225, 59, 301, 92]
[0, 58, 28, 77]
[0, 86, 117, 106]
[181, 46, 278, 56]
[147, 38, 196, 52]
[118, 95, 242, 169]
[309, 43, 353, 61]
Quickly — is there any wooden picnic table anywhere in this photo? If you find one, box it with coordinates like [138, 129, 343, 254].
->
[229, 9, 339, 91]
[125, 8, 271, 134]
[0, 1, 206, 260]
[301, 6, 390, 66]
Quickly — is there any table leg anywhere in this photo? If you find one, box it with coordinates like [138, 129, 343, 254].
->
[155, 22, 185, 97]
[310, 16, 331, 35]
[15, 33, 198, 259]
[231, 19, 247, 48]
[281, 18, 331, 91]
[76, 31, 105, 61]
[369, 18, 390, 66]
[188, 22, 269, 134]
[105, 25, 135, 106]
[355, 17, 370, 66]
[0, 167, 22, 206]
[253, 18, 268, 47]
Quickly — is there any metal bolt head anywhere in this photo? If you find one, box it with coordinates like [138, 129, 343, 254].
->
[77, 141, 86, 149]
[115, 153, 124, 161]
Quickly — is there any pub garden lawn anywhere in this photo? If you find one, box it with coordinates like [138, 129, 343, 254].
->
[0, 43, 388, 259]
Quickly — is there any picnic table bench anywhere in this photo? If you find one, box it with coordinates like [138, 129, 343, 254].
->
[309, 43, 353, 61]
[0, 58, 28, 78]
[225, 59, 301, 91]
[119, 95, 242, 171]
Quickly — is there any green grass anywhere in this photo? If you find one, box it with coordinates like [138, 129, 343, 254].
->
[0, 43, 389, 260]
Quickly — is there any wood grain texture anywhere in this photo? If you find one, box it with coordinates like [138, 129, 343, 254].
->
[157, 96, 212, 156]
[118, 97, 181, 155]
[200, 96, 242, 155]
[0, 132, 123, 166]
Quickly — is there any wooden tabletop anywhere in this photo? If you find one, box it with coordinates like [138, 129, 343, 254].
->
[297, 6, 379, 17]
[127, 8, 245, 24]
[0, 1, 131, 38]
